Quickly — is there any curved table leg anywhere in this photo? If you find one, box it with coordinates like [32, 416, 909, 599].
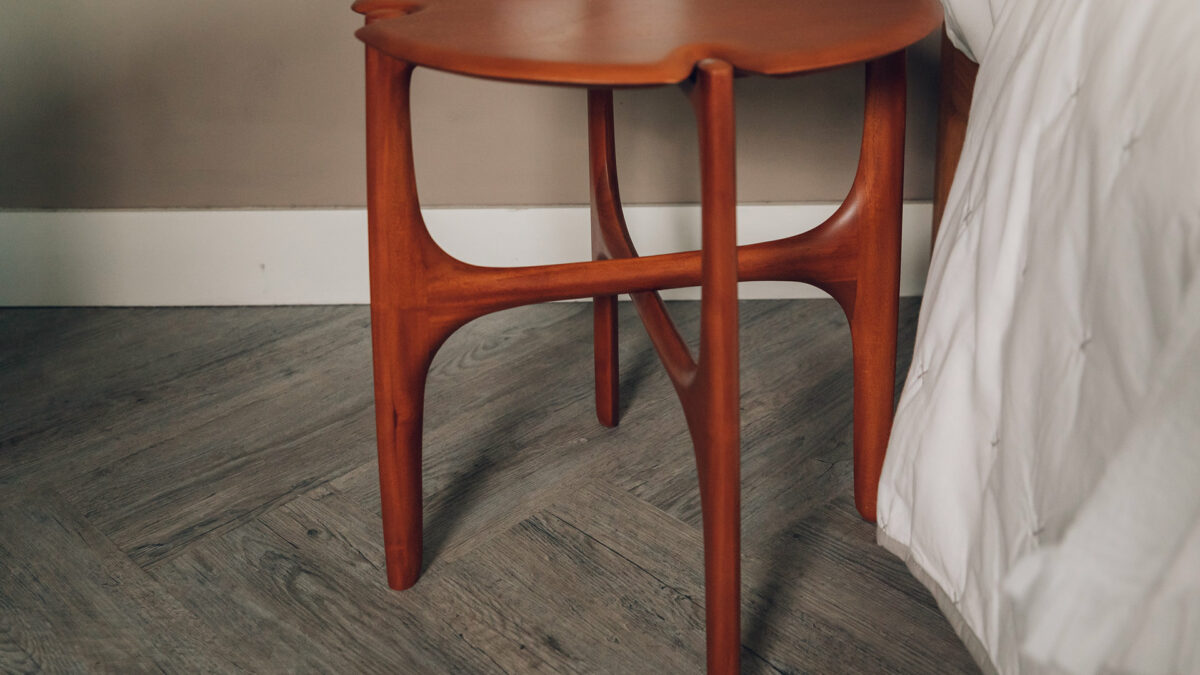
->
[687, 59, 742, 675]
[365, 48, 466, 589]
[589, 62, 743, 673]
[844, 51, 906, 523]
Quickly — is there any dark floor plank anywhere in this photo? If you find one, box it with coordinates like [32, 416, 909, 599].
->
[1, 307, 366, 481]
[423, 509, 711, 674]
[0, 299, 974, 673]
[552, 484, 975, 674]
[1, 307, 381, 569]
[0, 619, 41, 675]
[0, 486, 242, 673]
[151, 492, 501, 673]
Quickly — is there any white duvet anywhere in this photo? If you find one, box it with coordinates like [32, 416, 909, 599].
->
[877, 1, 1200, 673]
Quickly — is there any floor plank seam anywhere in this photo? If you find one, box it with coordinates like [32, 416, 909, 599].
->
[136, 478, 340, 574]
[0, 301, 976, 673]
[419, 456, 619, 569]
[742, 644, 789, 675]
[546, 512, 698, 606]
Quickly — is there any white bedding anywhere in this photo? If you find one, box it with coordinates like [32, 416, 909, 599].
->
[878, 1, 1200, 673]
[938, 0, 1001, 62]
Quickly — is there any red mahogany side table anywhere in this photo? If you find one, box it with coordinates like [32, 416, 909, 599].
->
[352, 1, 940, 671]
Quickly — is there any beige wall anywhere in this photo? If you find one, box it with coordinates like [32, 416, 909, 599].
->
[0, 1, 941, 209]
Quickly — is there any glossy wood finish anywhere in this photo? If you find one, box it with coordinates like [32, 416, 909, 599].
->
[358, 2, 928, 671]
[354, 0, 942, 86]
[845, 53, 907, 522]
[589, 62, 742, 671]
[932, 28, 978, 244]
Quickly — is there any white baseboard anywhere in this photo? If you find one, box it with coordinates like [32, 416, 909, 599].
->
[0, 203, 931, 306]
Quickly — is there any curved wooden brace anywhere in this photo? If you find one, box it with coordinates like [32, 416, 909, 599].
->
[589, 90, 697, 387]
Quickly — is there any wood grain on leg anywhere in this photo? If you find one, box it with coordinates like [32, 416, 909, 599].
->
[365, 48, 460, 589]
[367, 309, 440, 590]
[687, 59, 741, 675]
[844, 52, 906, 522]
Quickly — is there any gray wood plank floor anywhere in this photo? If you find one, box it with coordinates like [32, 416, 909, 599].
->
[0, 299, 977, 673]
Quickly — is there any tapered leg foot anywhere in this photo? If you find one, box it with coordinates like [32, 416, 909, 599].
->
[848, 305, 898, 523]
[593, 294, 620, 427]
[370, 311, 439, 590]
[698, 432, 741, 675]
[378, 398, 423, 591]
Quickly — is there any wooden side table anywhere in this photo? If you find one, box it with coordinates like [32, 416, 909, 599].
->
[352, 1, 941, 671]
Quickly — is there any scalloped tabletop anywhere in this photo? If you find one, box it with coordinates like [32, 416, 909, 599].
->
[353, 0, 942, 86]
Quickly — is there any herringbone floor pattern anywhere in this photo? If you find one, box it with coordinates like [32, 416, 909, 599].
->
[0, 300, 976, 673]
